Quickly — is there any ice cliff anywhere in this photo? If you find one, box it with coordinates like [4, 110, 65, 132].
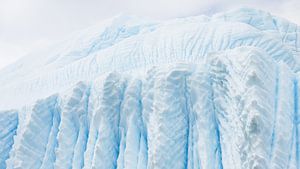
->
[0, 8, 300, 169]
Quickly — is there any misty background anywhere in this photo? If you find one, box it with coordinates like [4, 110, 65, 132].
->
[0, 0, 299, 69]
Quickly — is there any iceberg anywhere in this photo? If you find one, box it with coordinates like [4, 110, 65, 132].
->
[0, 8, 300, 169]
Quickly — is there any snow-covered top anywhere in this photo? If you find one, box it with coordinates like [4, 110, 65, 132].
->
[0, 7, 299, 110]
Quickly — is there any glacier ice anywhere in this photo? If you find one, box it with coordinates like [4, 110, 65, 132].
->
[0, 8, 300, 169]
[0, 111, 18, 169]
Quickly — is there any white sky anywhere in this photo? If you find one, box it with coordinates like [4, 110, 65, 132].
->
[0, 0, 299, 69]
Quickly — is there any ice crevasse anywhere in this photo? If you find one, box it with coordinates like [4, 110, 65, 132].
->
[0, 8, 300, 169]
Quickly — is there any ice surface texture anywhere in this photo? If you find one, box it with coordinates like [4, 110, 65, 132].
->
[0, 8, 300, 169]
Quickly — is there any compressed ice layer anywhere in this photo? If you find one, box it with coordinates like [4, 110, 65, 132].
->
[1, 47, 300, 169]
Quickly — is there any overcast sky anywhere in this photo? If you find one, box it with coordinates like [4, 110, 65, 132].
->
[0, 0, 299, 69]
